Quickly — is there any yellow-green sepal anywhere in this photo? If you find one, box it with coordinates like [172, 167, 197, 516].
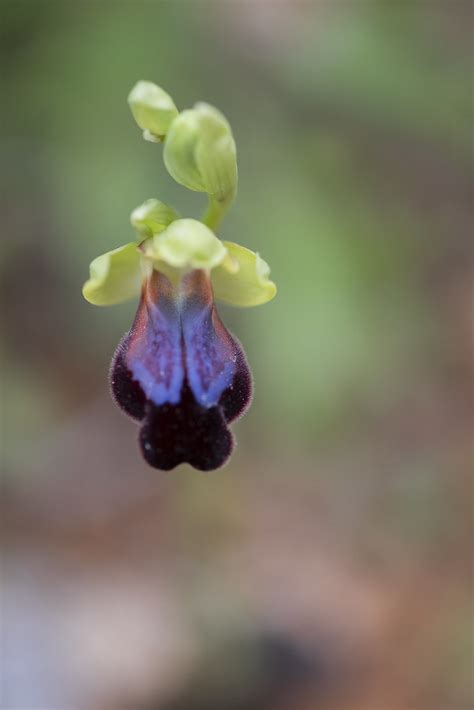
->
[143, 218, 228, 271]
[127, 81, 179, 140]
[130, 198, 180, 239]
[82, 242, 143, 306]
[211, 241, 277, 307]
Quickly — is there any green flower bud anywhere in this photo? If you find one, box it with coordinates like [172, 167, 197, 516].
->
[163, 103, 238, 203]
[130, 198, 180, 239]
[128, 81, 179, 140]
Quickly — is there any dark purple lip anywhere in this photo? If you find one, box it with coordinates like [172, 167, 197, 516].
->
[110, 269, 252, 471]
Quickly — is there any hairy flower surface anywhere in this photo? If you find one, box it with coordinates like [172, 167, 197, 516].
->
[111, 269, 252, 470]
[83, 83, 276, 471]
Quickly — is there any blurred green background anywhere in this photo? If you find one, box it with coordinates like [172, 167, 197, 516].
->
[2, 1, 473, 709]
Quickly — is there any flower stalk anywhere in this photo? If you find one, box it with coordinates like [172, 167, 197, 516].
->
[202, 191, 235, 231]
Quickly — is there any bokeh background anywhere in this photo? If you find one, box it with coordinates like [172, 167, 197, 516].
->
[2, 1, 473, 708]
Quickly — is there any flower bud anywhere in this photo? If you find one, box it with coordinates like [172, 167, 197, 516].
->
[128, 81, 179, 140]
[130, 198, 180, 239]
[163, 103, 237, 203]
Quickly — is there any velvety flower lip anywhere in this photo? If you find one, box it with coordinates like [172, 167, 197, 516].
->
[110, 269, 252, 471]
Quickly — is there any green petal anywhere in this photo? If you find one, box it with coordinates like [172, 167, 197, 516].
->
[211, 241, 277, 307]
[82, 243, 143, 306]
[143, 218, 228, 271]
[193, 103, 237, 202]
[163, 110, 205, 192]
[128, 81, 179, 140]
[130, 198, 180, 239]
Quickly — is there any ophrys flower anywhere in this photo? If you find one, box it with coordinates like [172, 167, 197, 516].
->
[83, 83, 276, 471]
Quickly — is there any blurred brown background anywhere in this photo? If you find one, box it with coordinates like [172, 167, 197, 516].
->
[1, 1, 473, 708]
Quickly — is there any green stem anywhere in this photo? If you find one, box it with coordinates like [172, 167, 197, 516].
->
[202, 191, 235, 231]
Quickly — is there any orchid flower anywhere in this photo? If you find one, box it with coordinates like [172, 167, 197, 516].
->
[83, 82, 276, 471]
